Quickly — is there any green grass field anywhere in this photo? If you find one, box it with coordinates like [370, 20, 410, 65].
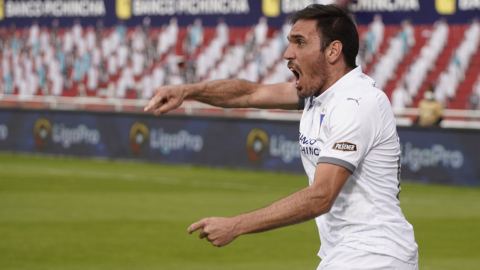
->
[0, 153, 479, 270]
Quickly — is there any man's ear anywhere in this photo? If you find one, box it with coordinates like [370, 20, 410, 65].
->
[326, 40, 343, 64]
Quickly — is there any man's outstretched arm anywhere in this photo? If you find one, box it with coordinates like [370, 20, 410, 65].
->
[187, 163, 351, 247]
[144, 79, 299, 116]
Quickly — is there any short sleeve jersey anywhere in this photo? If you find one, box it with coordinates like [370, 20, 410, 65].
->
[299, 67, 418, 264]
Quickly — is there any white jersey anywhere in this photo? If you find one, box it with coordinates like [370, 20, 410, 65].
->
[299, 67, 418, 264]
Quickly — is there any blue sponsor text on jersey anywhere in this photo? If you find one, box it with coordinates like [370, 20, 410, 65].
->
[299, 132, 320, 156]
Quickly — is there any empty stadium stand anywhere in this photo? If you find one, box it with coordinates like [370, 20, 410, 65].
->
[1, 20, 479, 120]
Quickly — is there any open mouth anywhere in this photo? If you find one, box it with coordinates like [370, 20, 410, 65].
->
[289, 67, 300, 88]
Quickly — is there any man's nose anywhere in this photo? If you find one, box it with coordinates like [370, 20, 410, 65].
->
[283, 44, 294, 60]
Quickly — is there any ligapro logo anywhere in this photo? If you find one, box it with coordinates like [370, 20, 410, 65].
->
[246, 128, 269, 162]
[129, 122, 204, 155]
[33, 118, 100, 149]
[246, 128, 300, 163]
[401, 142, 464, 172]
[150, 128, 203, 154]
[129, 122, 149, 154]
[33, 118, 52, 148]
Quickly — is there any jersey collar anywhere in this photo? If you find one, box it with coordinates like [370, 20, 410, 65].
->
[313, 66, 362, 103]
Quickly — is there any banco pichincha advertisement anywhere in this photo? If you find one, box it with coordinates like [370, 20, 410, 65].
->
[1, 0, 480, 28]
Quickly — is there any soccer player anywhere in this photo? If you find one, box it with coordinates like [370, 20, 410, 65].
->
[144, 5, 418, 270]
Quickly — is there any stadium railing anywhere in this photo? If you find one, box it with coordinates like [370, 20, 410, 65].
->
[2, 94, 480, 128]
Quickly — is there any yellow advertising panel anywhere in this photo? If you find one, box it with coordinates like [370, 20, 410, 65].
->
[116, 0, 132, 19]
[262, 0, 280, 18]
[435, 0, 456, 15]
[0, 0, 4, 21]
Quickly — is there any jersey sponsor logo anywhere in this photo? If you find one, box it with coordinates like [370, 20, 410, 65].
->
[129, 122, 149, 154]
[300, 145, 319, 156]
[0, 124, 8, 140]
[33, 118, 52, 148]
[299, 132, 316, 146]
[332, 142, 357, 152]
[347, 97, 361, 105]
[299, 132, 319, 156]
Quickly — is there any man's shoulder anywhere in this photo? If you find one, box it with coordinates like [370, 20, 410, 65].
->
[333, 77, 386, 109]
[327, 79, 393, 131]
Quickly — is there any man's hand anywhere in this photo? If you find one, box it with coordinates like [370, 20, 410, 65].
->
[144, 85, 186, 116]
[188, 217, 239, 247]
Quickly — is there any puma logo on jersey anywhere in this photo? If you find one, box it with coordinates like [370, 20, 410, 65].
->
[347, 98, 361, 105]
[332, 142, 357, 152]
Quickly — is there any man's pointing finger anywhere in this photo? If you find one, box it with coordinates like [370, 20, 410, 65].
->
[144, 98, 158, 112]
[188, 219, 207, 234]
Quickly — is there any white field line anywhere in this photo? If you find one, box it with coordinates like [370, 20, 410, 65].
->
[0, 164, 300, 193]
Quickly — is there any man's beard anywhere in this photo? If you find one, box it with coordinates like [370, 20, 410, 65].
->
[298, 54, 329, 98]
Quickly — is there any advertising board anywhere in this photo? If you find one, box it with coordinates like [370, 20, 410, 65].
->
[1, 109, 479, 186]
[0, 0, 479, 28]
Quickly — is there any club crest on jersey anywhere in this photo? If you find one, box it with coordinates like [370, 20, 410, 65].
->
[319, 108, 326, 134]
[332, 142, 357, 152]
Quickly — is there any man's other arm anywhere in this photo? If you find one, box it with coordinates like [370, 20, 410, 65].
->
[144, 79, 299, 116]
[187, 163, 350, 247]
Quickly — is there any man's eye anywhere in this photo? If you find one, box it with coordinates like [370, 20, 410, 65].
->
[298, 41, 305, 45]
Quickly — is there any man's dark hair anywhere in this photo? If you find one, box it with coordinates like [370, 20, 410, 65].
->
[287, 4, 359, 68]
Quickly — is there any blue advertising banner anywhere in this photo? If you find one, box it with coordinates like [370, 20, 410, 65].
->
[398, 127, 480, 186]
[1, 0, 479, 28]
[0, 108, 304, 173]
[351, 0, 480, 25]
[0, 0, 285, 28]
[1, 109, 479, 186]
